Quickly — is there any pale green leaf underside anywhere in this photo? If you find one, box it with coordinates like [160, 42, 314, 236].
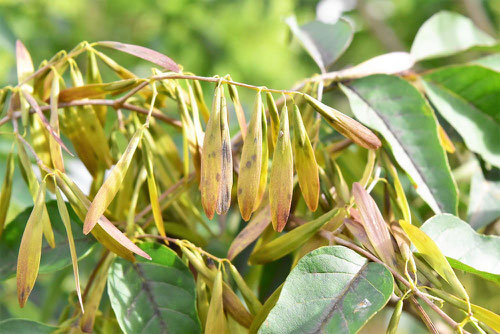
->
[108, 242, 201, 334]
[423, 65, 500, 168]
[421, 214, 500, 284]
[410, 11, 496, 61]
[340, 75, 457, 214]
[259, 246, 393, 334]
[467, 164, 500, 230]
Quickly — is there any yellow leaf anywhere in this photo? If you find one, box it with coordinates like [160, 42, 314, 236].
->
[438, 124, 455, 154]
[217, 94, 233, 215]
[200, 83, 223, 219]
[84, 126, 145, 234]
[270, 105, 293, 232]
[292, 104, 319, 212]
[237, 91, 263, 221]
[399, 219, 469, 301]
[17, 181, 45, 307]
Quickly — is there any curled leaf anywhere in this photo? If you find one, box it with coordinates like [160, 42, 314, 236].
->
[269, 105, 293, 232]
[237, 91, 263, 221]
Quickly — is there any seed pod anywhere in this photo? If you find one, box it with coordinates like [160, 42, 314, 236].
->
[249, 208, 340, 264]
[86, 49, 107, 125]
[187, 83, 205, 145]
[17, 180, 46, 307]
[292, 104, 319, 212]
[84, 126, 145, 234]
[382, 153, 411, 223]
[16, 40, 34, 91]
[200, 83, 223, 219]
[303, 93, 381, 149]
[352, 182, 396, 268]
[227, 80, 247, 139]
[387, 298, 403, 334]
[196, 278, 210, 330]
[206, 269, 229, 334]
[217, 94, 233, 215]
[265, 92, 280, 148]
[193, 80, 210, 122]
[237, 91, 263, 221]
[227, 206, 271, 260]
[254, 104, 268, 211]
[269, 105, 293, 232]
[55, 182, 83, 312]
[93, 49, 136, 80]
[228, 263, 262, 315]
[49, 67, 64, 172]
[0, 147, 15, 236]
[142, 138, 166, 238]
[16, 136, 55, 248]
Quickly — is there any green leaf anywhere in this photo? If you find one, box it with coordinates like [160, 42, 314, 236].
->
[0, 201, 94, 280]
[340, 75, 457, 214]
[471, 54, 500, 72]
[410, 11, 496, 61]
[423, 65, 500, 168]
[420, 214, 500, 284]
[467, 165, 500, 230]
[107, 242, 201, 334]
[259, 246, 393, 333]
[0, 319, 56, 334]
[285, 16, 353, 72]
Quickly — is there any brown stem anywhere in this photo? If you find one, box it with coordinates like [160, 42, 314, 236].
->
[409, 296, 439, 334]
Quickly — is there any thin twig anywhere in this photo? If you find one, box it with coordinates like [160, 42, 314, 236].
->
[332, 236, 470, 333]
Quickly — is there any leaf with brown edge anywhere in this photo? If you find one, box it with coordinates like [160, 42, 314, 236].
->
[227, 206, 271, 260]
[54, 183, 83, 312]
[217, 93, 233, 215]
[206, 269, 229, 334]
[270, 105, 293, 232]
[84, 126, 145, 234]
[303, 93, 381, 149]
[58, 79, 139, 102]
[266, 92, 280, 149]
[95, 41, 180, 72]
[17, 181, 45, 307]
[55, 171, 151, 261]
[254, 104, 268, 211]
[237, 91, 263, 221]
[292, 104, 319, 212]
[21, 90, 73, 156]
[49, 68, 64, 172]
[16, 40, 34, 88]
[200, 83, 223, 219]
[352, 182, 396, 268]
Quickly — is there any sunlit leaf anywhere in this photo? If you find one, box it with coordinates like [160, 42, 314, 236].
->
[340, 75, 457, 214]
[421, 214, 500, 284]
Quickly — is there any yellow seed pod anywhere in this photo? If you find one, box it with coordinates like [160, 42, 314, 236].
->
[269, 105, 293, 232]
[237, 91, 263, 221]
[217, 93, 233, 215]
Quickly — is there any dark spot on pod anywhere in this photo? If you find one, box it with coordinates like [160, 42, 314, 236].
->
[238, 188, 242, 195]
[216, 173, 221, 181]
[254, 137, 257, 143]
[222, 141, 230, 161]
[246, 161, 252, 168]
[252, 154, 256, 162]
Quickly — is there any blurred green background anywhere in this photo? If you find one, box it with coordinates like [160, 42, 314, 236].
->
[0, 0, 499, 330]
